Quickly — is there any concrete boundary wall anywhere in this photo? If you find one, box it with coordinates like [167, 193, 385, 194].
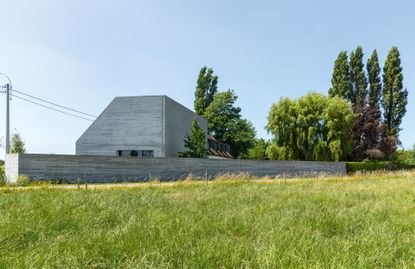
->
[5, 154, 346, 183]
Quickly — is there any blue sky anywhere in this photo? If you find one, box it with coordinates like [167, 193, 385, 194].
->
[0, 0, 414, 157]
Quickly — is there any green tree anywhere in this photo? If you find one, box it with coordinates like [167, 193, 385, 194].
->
[382, 47, 408, 137]
[266, 92, 353, 161]
[11, 132, 26, 154]
[329, 51, 353, 101]
[181, 120, 206, 158]
[229, 119, 257, 158]
[245, 139, 269, 160]
[265, 97, 299, 160]
[194, 66, 218, 115]
[296, 93, 328, 160]
[323, 96, 354, 161]
[349, 46, 368, 105]
[204, 90, 256, 158]
[266, 143, 292, 161]
[367, 49, 382, 113]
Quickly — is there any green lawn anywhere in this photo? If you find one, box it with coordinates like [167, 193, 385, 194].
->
[1, 173, 415, 268]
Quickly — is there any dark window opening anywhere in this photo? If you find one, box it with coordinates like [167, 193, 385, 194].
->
[141, 150, 154, 157]
[117, 150, 154, 158]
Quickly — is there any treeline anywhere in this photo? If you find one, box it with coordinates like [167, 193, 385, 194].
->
[266, 46, 408, 162]
[184, 47, 409, 162]
[329, 47, 408, 161]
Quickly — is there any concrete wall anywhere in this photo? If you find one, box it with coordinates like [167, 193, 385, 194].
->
[164, 96, 207, 157]
[5, 154, 346, 183]
[76, 96, 165, 157]
[5, 154, 18, 182]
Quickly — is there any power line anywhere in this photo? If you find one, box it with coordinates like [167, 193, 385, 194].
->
[12, 94, 95, 121]
[12, 88, 98, 118]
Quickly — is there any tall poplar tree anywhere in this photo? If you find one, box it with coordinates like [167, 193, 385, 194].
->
[363, 50, 383, 157]
[382, 47, 408, 137]
[347, 46, 368, 161]
[349, 46, 368, 106]
[194, 66, 218, 115]
[329, 51, 353, 101]
[367, 50, 382, 113]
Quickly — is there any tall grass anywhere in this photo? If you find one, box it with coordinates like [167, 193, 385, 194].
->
[0, 165, 6, 187]
[1, 173, 415, 268]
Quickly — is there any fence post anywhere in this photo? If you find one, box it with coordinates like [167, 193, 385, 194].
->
[205, 170, 208, 185]
[84, 174, 88, 189]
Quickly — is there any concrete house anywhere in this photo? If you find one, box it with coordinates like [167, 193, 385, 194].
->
[76, 95, 207, 158]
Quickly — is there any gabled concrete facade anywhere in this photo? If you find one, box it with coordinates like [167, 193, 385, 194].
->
[76, 96, 207, 157]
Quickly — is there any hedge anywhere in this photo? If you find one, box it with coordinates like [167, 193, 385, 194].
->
[346, 162, 415, 173]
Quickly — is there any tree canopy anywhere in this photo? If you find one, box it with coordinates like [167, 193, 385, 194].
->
[328, 46, 407, 160]
[367, 50, 382, 114]
[194, 66, 218, 116]
[266, 92, 353, 161]
[11, 132, 26, 154]
[204, 90, 256, 158]
[329, 51, 353, 101]
[244, 139, 269, 160]
[349, 46, 368, 106]
[382, 47, 408, 137]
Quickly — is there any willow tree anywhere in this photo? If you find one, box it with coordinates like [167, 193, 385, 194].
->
[266, 92, 353, 161]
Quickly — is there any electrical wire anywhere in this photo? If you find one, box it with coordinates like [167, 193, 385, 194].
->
[11, 94, 95, 121]
[12, 88, 98, 118]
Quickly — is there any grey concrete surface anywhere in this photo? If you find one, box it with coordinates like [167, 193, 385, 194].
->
[5, 153, 346, 183]
[164, 96, 207, 157]
[76, 96, 207, 157]
[4, 154, 18, 183]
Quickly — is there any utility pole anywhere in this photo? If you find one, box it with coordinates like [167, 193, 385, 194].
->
[6, 84, 10, 154]
[0, 73, 12, 156]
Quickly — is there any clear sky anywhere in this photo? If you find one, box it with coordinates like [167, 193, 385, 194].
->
[0, 0, 414, 158]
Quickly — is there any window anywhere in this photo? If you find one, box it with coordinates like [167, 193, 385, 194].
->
[117, 150, 132, 157]
[141, 150, 154, 157]
[117, 150, 154, 158]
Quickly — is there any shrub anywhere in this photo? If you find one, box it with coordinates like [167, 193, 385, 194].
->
[16, 175, 30, 186]
[366, 149, 385, 161]
[392, 146, 415, 165]
[0, 165, 6, 186]
[346, 161, 415, 173]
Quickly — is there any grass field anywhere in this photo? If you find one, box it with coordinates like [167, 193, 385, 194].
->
[1, 172, 415, 268]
